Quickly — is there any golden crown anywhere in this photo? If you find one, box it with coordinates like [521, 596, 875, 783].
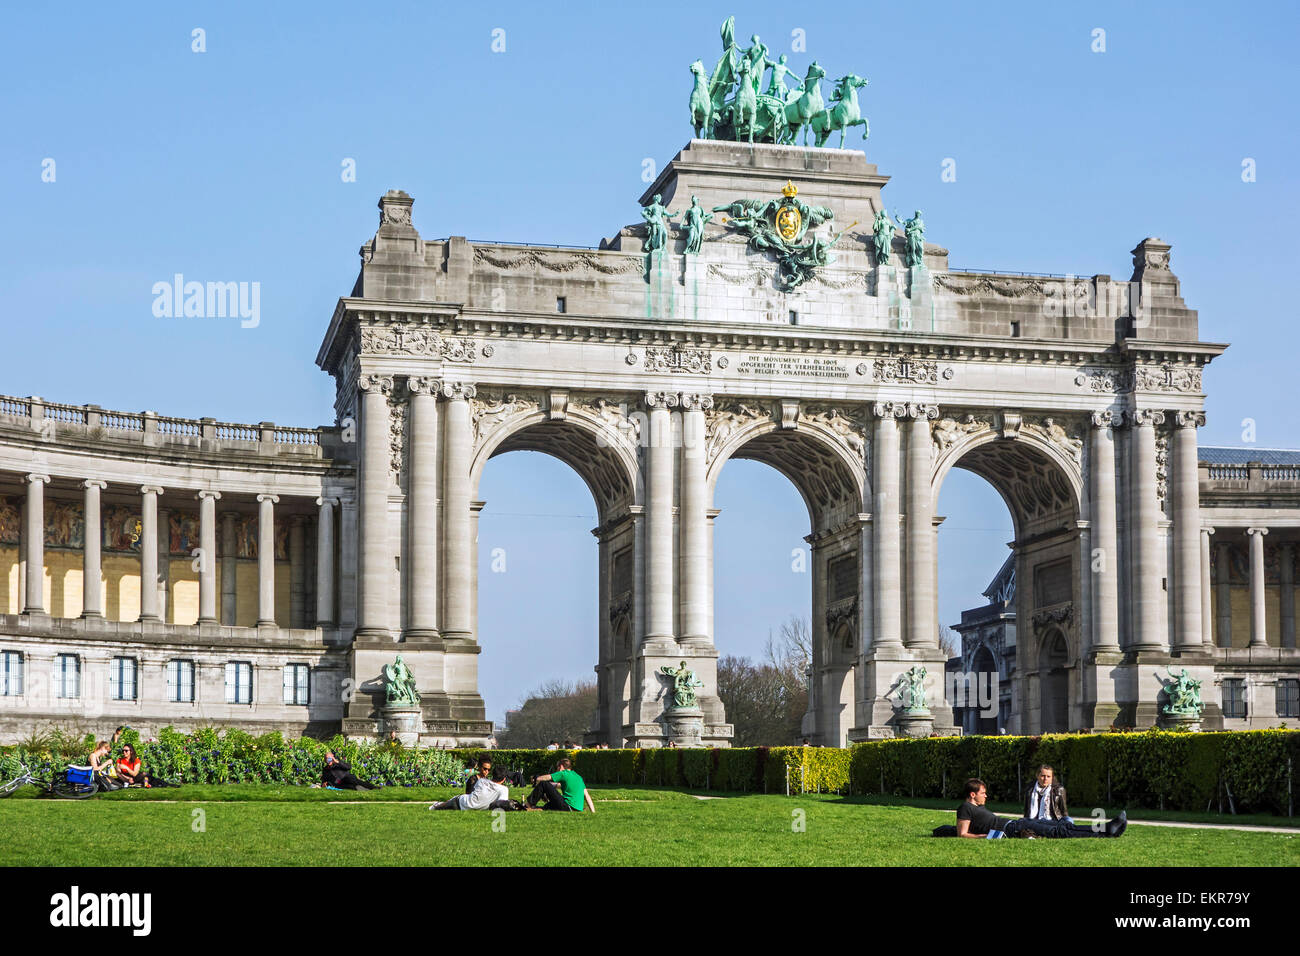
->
[782, 180, 798, 198]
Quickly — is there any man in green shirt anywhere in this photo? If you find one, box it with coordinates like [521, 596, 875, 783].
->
[525, 757, 596, 813]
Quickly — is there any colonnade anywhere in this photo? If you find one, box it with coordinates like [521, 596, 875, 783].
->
[14, 473, 334, 629]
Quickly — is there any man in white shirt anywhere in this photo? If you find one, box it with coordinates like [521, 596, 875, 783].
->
[430, 766, 511, 810]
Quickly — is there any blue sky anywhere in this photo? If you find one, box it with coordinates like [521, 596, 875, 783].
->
[2, 2, 1296, 721]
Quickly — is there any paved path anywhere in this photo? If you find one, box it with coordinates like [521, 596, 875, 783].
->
[1126, 818, 1298, 835]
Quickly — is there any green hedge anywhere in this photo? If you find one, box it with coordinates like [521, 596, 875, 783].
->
[848, 730, 1300, 814]
[5, 729, 1294, 814]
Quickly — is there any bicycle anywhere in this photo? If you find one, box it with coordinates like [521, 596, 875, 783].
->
[0, 761, 99, 799]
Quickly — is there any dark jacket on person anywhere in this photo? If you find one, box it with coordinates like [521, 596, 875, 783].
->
[1023, 781, 1069, 820]
[321, 759, 355, 787]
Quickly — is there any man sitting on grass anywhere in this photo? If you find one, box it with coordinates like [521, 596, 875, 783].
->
[525, 757, 596, 813]
[956, 778, 1126, 839]
[1023, 764, 1071, 823]
[430, 765, 514, 810]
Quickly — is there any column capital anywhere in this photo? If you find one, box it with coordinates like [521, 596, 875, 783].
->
[81, 478, 107, 490]
[644, 391, 679, 409]
[905, 402, 939, 420]
[219, 509, 241, 521]
[1173, 410, 1207, 428]
[25, 473, 50, 485]
[1247, 527, 1269, 537]
[1201, 526, 1215, 537]
[315, 495, 340, 508]
[872, 401, 908, 419]
[256, 494, 280, 505]
[195, 489, 222, 501]
[678, 393, 713, 411]
[1089, 409, 1117, 428]
[406, 376, 440, 394]
[440, 381, 477, 401]
[357, 374, 394, 394]
[139, 484, 164, 496]
[1127, 408, 1165, 428]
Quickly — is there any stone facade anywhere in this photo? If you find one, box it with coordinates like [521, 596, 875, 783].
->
[2, 140, 1298, 745]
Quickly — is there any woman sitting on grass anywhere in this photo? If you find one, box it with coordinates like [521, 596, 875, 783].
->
[89, 741, 121, 791]
[115, 743, 176, 788]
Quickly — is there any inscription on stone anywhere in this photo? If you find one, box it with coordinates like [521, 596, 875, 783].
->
[735, 354, 849, 380]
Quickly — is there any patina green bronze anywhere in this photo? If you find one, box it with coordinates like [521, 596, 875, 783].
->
[713, 181, 842, 289]
[683, 195, 714, 255]
[688, 17, 868, 148]
[811, 73, 869, 148]
[661, 661, 705, 709]
[871, 208, 894, 265]
[898, 665, 929, 713]
[894, 209, 925, 267]
[641, 193, 678, 253]
[1162, 668, 1204, 718]
[383, 655, 420, 706]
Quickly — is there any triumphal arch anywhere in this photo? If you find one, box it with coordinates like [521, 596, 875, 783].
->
[4, 19, 1297, 745]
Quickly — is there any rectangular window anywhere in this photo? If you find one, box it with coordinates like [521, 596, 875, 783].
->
[167, 660, 195, 703]
[109, 657, 137, 701]
[1010, 320, 1021, 338]
[556, 296, 566, 313]
[1222, 678, 1247, 718]
[225, 661, 253, 704]
[1, 651, 23, 696]
[283, 664, 310, 705]
[1277, 679, 1300, 719]
[54, 654, 80, 699]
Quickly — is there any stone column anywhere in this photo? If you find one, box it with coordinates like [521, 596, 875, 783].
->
[871, 403, 903, 648]
[440, 380, 476, 642]
[905, 403, 938, 648]
[1092, 411, 1123, 650]
[315, 496, 336, 626]
[406, 377, 440, 638]
[1247, 527, 1268, 648]
[1281, 543, 1296, 649]
[645, 391, 678, 642]
[679, 393, 711, 645]
[23, 473, 49, 613]
[1089, 412, 1121, 652]
[220, 511, 238, 625]
[1200, 528, 1214, 646]
[289, 514, 307, 628]
[1215, 540, 1233, 648]
[156, 505, 170, 622]
[196, 490, 221, 623]
[256, 494, 279, 626]
[1128, 409, 1165, 651]
[1172, 411, 1205, 649]
[80, 479, 106, 618]
[138, 485, 163, 622]
[356, 374, 394, 639]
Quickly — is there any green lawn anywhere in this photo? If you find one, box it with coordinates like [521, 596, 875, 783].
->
[2, 785, 1296, 866]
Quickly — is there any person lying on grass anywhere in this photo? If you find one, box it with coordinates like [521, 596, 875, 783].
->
[429, 765, 519, 810]
[955, 778, 1125, 839]
[524, 757, 596, 813]
[320, 750, 378, 791]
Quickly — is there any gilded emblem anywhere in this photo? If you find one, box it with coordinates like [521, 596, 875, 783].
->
[775, 180, 803, 240]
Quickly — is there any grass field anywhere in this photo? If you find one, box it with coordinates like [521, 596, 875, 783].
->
[2, 784, 1298, 866]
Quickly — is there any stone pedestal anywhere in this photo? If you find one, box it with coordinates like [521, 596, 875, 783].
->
[381, 705, 424, 746]
[664, 706, 704, 748]
[1161, 712, 1201, 733]
[896, 710, 934, 738]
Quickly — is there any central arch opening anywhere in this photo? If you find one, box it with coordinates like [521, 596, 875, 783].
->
[710, 416, 866, 746]
[934, 427, 1083, 735]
